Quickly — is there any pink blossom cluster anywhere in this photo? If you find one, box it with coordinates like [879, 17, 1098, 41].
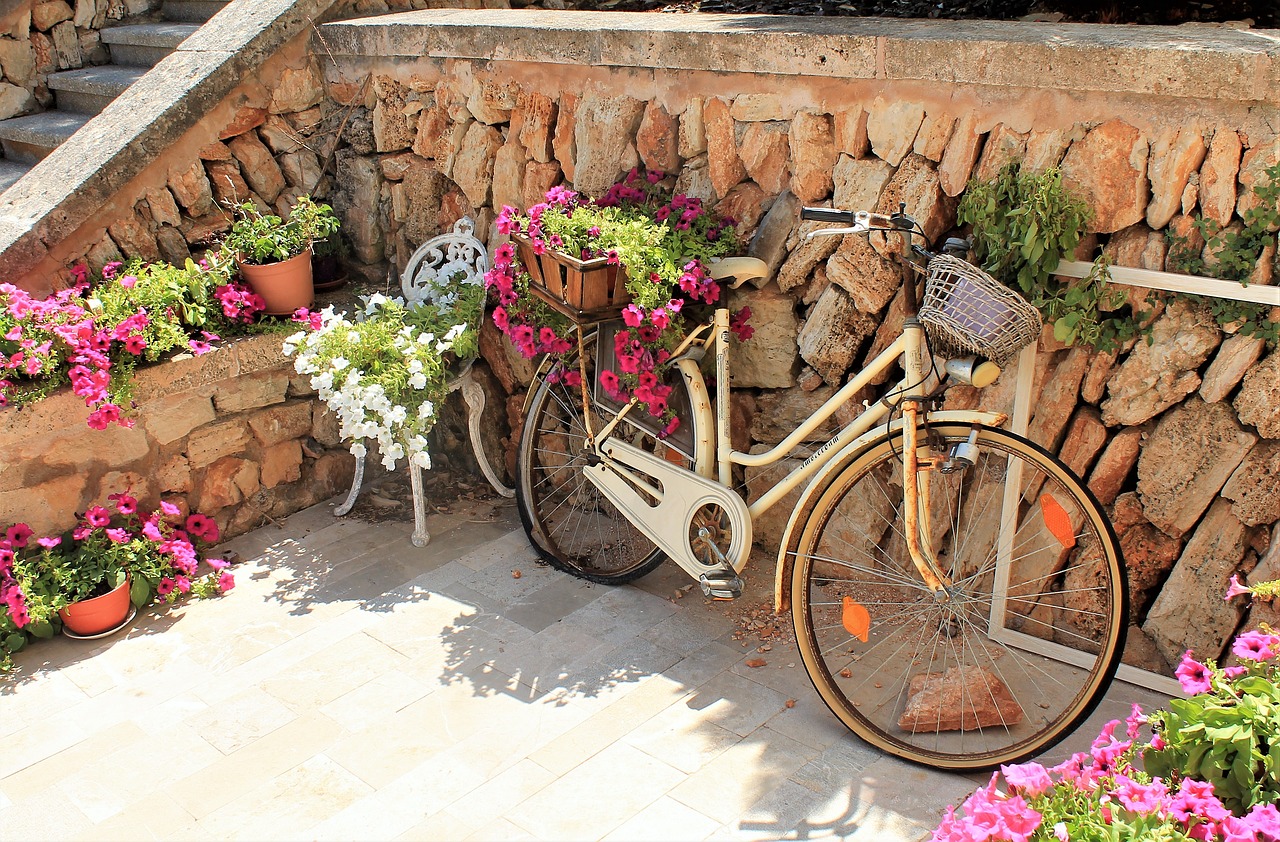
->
[213, 282, 266, 324]
[0, 494, 233, 632]
[932, 706, 1280, 842]
[0, 261, 256, 428]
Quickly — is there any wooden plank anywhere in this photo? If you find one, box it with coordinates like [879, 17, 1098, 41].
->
[1054, 259, 1280, 306]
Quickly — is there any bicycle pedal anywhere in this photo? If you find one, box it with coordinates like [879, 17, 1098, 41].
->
[699, 573, 744, 600]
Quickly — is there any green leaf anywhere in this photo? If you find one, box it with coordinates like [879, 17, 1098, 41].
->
[130, 575, 151, 607]
[4, 632, 26, 652]
[28, 619, 55, 639]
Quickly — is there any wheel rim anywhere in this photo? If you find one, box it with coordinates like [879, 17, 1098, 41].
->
[793, 428, 1124, 768]
[518, 344, 694, 581]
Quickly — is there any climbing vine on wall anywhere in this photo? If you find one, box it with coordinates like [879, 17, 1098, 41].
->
[1166, 162, 1280, 344]
[957, 163, 1145, 352]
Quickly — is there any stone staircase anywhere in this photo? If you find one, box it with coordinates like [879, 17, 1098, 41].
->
[0, 1, 228, 192]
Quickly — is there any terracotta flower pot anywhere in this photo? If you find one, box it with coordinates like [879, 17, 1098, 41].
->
[59, 574, 132, 636]
[238, 248, 315, 316]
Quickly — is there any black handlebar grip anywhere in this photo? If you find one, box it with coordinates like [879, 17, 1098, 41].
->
[800, 207, 855, 224]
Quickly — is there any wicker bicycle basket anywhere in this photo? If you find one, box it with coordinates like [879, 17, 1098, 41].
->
[918, 254, 1043, 365]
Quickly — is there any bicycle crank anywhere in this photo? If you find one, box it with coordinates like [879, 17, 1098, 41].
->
[583, 437, 753, 587]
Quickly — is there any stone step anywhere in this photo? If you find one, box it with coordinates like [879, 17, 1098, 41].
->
[47, 66, 148, 115]
[100, 22, 199, 67]
[0, 158, 30, 191]
[0, 111, 90, 163]
[162, 0, 230, 23]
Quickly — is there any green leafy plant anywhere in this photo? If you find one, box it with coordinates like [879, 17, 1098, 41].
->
[1166, 162, 1280, 344]
[221, 195, 341, 265]
[0, 494, 231, 670]
[1144, 635, 1280, 814]
[959, 162, 1144, 352]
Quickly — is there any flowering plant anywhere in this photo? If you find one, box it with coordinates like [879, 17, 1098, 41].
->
[485, 170, 750, 429]
[0, 254, 269, 428]
[0, 493, 233, 670]
[220, 195, 341, 265]
[283, 284, 481, 470]
[933, 706, 1280, 841]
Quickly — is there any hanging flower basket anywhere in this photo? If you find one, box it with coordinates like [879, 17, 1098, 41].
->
[512, 234, 631, 323]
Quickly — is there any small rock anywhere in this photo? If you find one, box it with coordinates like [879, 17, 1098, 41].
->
[898, 667, 1024, 733]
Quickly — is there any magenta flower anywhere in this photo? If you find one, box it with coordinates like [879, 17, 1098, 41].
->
[1000, 761, 1052, 797]
[1232, 630, 1280, 662]
[36, 536, 61, 549]
[84, 506, 111, 528]
[159, 500, 181, 518]
[1175, 650, 1213, 695]
[218, 571, 235, 592]
[110, 492, 138, 516]
[157, 577, 175, 596]
[1224, 574, 1252, 601]
[184, 514, 219, 543]
[5, 524, 33, 548]
[119, 275, 137, 289]
[142, 520, 164, 542]
[105, 528, 129, 544]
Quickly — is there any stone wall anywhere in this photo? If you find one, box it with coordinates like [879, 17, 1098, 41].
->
[0, 333, 354, 540]
[6, 10, 1279, 676]
[309, 10, 1280, 677]
[0, 0, 144, 120]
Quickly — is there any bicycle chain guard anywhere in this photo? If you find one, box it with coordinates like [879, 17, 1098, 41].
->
[583, 437, 753, 583]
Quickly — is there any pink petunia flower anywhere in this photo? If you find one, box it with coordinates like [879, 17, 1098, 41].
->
[36, 535, 62, 549]
[1175, 650, 1213, 695]
[5, 523, 33, 548]
[1224, 574, 1252, 601]
[84, 506, 111, 528]
[218, 571, 235, 592]
[157, 577, 175, 596]
[1233, 630, 1280, 662]
[105, 528, 129, 544]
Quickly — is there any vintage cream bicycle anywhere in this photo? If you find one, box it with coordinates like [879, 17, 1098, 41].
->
[513, 204, 1127, 770]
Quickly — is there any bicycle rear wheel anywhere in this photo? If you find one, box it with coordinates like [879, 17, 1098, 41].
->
[516, 328, 701, 585]
[791, 424, 1126, 770]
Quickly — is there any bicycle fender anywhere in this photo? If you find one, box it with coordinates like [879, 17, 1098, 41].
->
[772, 411, 1008, 614]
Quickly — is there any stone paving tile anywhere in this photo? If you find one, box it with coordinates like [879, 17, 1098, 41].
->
[56, 723, 222, 824]
[160, 711, 346, 821]
[668, 726, 821, 826]
[0, 495, 1176, 842]
[0, 785, 94, 841]
[185, 753, 374, 841]
[506, 742, 687, 839]
[600, 795, 724, 842]
[184, 685, 299, 754]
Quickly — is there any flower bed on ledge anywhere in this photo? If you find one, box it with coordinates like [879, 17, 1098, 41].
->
[0, 329, 357, 544]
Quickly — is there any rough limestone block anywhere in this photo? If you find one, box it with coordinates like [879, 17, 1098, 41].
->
[1057, 407, 1108, 479]
[866, 97, 924, 167]
[729, 94, 784, 122]
[726, 282, 799, 389]
[715, 181, 769, 239]
[261, 440, 304, 488]
[212, 370, 288, 414]
[187, 419, 251, 469]
[678, 96, 706, 159]
[248, 401, 314, 447]
[1060, 119, 1149, 234]
[748, 190, 799, 278]
[825, 233, 899, 314]
[832, 154, 893, 216]
[938, 112, 982, 197]
[1087, 426, 1141, 506]
[490, 137, 525, 215]
[573, 94, 645, 198]
[972, 123, 1027, 184]
[0, 81, 31, 120]
[776, 220, 840, 293]
[1236, 136, 1280, 223]
[1234, 349, 1280, 439]
[749, 387, 840, 445]
[1200, 334, 1266, 403]
[1027, 347, 1091, 452]
[141, 393, 216, 446]
[797, 283, 877, 386]
[1100, 299, 1221, 427]
[873, 153, 953, 247]
[269, 62, 324, 114]
[0, 474, 88, 537]
[0, 38, 36, 87]
[517, 90, 556, 164]
[1143, 499, 1250, 668]
[702, 96, 744, 200]
[466, 78, 517, 126]
[738, 121, 790, 196]
[789, 111, 837, 203]
[1145, 125, 1207, 229]
[168, 160, 217, 217]
[198, 456, 259, 511]
[1137, 397, 1257, 538]
[1198, 128, 1241, 228]
[371, 75, 416, 153]
[636, 100, 679, 176]
[1222, 440, 1280, 527]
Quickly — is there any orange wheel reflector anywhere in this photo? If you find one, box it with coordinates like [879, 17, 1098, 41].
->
[1040, 494, 1077, 550]
[842, 596, 871, 642]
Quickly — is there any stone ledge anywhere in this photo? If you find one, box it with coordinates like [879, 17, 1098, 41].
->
[0, 332, 289, 443]
[0, 0, 342, 281]
[318, 10, 1280, 104]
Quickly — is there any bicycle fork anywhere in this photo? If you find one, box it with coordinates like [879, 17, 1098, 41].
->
[900, 400, 955, 601]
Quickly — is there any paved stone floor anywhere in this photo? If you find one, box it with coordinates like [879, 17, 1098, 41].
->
[0, 495, 1169, 841]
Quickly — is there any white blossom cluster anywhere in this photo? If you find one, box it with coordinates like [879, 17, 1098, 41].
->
[283, 295, 470, 471]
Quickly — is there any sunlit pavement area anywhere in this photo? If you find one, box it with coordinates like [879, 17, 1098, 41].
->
[0, 496, 1168, 841]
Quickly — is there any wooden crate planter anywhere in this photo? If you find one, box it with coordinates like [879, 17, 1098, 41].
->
[513, 234, 630, 323]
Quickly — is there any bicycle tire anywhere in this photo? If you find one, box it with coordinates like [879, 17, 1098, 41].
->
[791, 423, 1126, 770]
[516, 330, 703, 585]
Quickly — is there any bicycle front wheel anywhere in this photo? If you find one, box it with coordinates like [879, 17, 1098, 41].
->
[791, 424, 1126, 770]
[516, 328, 702, 585]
